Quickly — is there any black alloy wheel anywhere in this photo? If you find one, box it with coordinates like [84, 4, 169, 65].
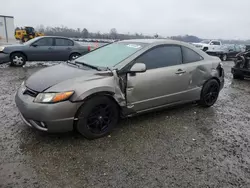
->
[86, 104, 113, 134]
[199, 79, 220, 107]
[75, 96, 119, 139]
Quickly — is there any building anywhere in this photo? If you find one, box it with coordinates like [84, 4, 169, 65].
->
[0, 15, 15, 44]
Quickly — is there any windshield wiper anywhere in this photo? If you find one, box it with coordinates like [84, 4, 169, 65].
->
[75, 61, 103, 71]
[67, 60, 81, 68]
[105, 67, 112, 71]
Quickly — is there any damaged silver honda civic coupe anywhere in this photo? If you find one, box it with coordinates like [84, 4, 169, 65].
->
[15, 39, 224, 139]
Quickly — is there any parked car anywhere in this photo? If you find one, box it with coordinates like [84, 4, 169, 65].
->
[0, 36, 90, 66]
[226, 44, 245, 59]
[15, 39, 224, 139]
[245, 44, 250, 51]
[232, 50, 250, 79]
[192, 40, 229, 61]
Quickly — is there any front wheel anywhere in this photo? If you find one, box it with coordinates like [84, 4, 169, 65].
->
[69, 53, 81, 61]
[75, 96, 119, 139]
[10, 53, 26, 67]
[199, 79, 220, 107]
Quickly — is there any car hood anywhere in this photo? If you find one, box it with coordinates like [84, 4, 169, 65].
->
[2, 44, 25, 52]
[3, 44, 23, 48]
[25, 63, 109, 92]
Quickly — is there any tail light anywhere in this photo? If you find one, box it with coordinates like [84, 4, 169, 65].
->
[87, 46, 91, 52]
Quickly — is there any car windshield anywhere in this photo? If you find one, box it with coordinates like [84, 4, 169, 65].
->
[23, 37, 43, 45]
[200, 40, 210, 44]
[76, 42, 145, 68]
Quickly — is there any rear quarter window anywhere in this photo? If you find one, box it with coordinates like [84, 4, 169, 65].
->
[182, 46, 203, 64]
[55, 38, 74, 46]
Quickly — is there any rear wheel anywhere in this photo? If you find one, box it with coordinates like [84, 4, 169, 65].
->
[203, 47, 208, 52]
[199, 79, 220, 107]
[75, 96, 119, 139]
[10, 53, 26, 67]
[221, 54, 227, 61]
[69, 53, 81, 61]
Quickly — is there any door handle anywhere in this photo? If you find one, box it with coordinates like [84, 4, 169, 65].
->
[67, 47, 72, 50]
[48, 47, 53, 50]
[175, 69, 186, 75]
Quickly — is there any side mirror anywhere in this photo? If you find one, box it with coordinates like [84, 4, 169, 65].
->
[31, 44, 38, 47]
[129, 63, 146, 73]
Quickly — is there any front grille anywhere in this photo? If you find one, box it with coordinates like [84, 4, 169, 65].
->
[23, 87, 39, 97]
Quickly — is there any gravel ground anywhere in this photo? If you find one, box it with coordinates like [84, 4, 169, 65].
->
[0, 61, 250, 188]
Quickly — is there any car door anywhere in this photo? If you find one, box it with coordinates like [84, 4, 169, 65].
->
[28, 37, 54, 61]
[209, 41, 221, 51]
[180, 46, 205, 101]
[53, 38, 74, 61]
[126, 45, 191, 112]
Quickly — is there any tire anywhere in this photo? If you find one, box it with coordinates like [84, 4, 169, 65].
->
[203, 47, 208, 52]
[199, 79, 220, 107]
[75, 96, 119, 139]
[221, 54, 227, 61]
[10, 53, 26, 67]
[233, 74, 244, 80]
[69, 53, 81, 61]
[21, 36, 29, 43]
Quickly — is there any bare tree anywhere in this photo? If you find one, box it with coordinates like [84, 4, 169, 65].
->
[110, 28, 118, 39]
[82, 28, 89, 38]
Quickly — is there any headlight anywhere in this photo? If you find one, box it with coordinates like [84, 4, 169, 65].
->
[34, 91, 74, 103]
[0, 46, 5, 51]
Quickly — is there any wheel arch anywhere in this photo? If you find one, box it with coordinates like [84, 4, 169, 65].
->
[74, 90, 122, 112]
[202, 77, 220, 88]
[73, 91, 122, 129]
[83, 91, 118, 103]
[10, 51, 28, 61]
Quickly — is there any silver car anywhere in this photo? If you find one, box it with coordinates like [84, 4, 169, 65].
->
[0, 36, 90, 66]
[15, 39, 224, 139]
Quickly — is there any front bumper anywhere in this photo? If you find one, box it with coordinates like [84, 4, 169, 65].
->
[0, 52, 10, 64]
[15, 86, 82, 132]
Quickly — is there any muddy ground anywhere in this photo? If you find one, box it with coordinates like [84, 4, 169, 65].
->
[0, 61, 249, 188]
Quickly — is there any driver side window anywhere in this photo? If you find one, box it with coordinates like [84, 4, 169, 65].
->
[135, 45, 182, 70]
[210, 41, 220, 45]
[33, 38, 53, 46]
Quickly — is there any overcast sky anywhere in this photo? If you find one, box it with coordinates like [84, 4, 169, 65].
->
[1, 0, 250, 39]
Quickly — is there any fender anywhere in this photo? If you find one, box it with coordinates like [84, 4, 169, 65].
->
[72, 70, 126, 107]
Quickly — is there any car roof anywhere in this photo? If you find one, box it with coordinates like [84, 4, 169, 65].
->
[36, 36, 72, 40]
[118, 39, 206, 53]
[115, 38, 212, 67]
[119, 39, 186, 45]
